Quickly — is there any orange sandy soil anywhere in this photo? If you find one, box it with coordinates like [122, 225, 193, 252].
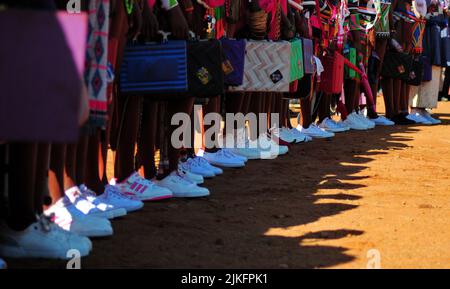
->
[6, 101, 450, 269]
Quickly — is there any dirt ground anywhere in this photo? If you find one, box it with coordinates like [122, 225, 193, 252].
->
[6, 101, 450, 269]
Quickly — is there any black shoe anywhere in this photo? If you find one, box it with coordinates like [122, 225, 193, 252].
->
[390, 114, 416, 125]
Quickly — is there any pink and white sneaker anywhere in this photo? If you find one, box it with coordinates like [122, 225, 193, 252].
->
[113, 172, 173, 201]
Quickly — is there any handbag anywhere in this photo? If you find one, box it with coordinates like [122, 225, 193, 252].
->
[229, 40, 291, 92]
[407, 56, 424, 86]
[380, 51, 413, 80]
[119, 40, 188, 95]
[220, 38, 245, 86]
[290, 39, 305, 82]
[301, 38, 315, 74]
[318, 52, 345, 94]
[187, 39, 225, 97]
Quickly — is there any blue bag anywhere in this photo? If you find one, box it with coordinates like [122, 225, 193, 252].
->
[119, 40, 188, 95]
[220, 38, 246, 86]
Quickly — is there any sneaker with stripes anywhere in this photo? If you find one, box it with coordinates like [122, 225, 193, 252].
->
[114, 172, 173, 201]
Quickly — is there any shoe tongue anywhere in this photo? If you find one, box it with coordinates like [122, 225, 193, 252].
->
[65, 186, 82, 203]
[56, 196, 73, 208]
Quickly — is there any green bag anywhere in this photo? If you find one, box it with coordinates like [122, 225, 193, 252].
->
[290, 39, 304, 82]
[344, 47, 357, 80]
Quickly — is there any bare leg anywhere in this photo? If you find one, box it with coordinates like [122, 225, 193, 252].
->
[85, 131, 105, 193]
[318, 94, 331, 123]
[368, 38, 388, 118]
[7, 143, 38, 231]
[64, 143, 77, 190]
[167, 97, 195, 172]
[393, 78, 402, 115]
[137, 100, 159, 179]
[48, 143, 66, 204]
[114, 95, 142, 182]
[300, 98, 312, 128]
[35, 143, 50, 211]
[381, 77, 395, 118]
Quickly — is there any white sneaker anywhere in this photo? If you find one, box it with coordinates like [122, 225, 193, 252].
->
[200, 149, 245, 168]
[343, 113, 370, 130]
[319, 117, 348, 133]
[65, 187, 116, 219]
[406, 112, 432, 124]
[115, 172, 173, 201]
[269, 138, 289, 155]
[355, 111, 376, 129]
[179, 157, 215, 178]
[418, 109, 441, 124]
[297, 123, 335, 138]
[249, 134, 288, 158]
[229, 145, 262, 160]
[78, 185, 127, 219]
[222, 148, 248, 163]
[269, 127, 296, 143]
[0, 215, 91, 259]
[335, 120, 351, 131]
[370, 115, 395, 126]
[157, 172, 210, 198]
[177, 167, 204, 184]
[0, 258, 6, 269]
[289, 127, 309, 143]
[97, 185, 144, 213]
[45, 198, 113, 237]
[192, 155, 223, 175]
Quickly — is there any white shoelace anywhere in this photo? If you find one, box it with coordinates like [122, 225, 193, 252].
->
[106, 185, 137, 200]
[170, 173, 194, 185]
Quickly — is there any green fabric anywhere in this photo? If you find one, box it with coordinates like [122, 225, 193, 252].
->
[290, 39, 304, 82]
[345, 47, 357, 79]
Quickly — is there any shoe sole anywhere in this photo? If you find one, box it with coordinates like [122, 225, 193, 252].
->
[207, 162, 245, 168]
[172, 192, 210, 198]
[192, 172, 216, 178]
[348, 126, 370, 130]
[109, 208, 127, 219]
[89, 211, 115, 219]
[78, 229, 114, 238]
[373, 122, 394, 126]
[141, 195, 173, 202]
[322, 128, 348, 133]
[306, 134, 334, 138]
[0, 246, 89, 260]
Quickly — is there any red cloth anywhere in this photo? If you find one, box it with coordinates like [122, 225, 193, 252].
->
[204, 0, 225, 7]
[148, 0, 156, 8]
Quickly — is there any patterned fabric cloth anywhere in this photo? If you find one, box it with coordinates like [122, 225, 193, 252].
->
[375, 1, 391, 38]
[85, 0, 109, 129]
[393, 10, 426, 54]
[160, 0, 178, 10]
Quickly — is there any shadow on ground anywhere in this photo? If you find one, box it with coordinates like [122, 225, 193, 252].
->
[7, 117, 448, 269]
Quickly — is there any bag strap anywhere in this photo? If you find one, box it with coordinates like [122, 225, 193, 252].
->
[313, 0, 324, 31]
